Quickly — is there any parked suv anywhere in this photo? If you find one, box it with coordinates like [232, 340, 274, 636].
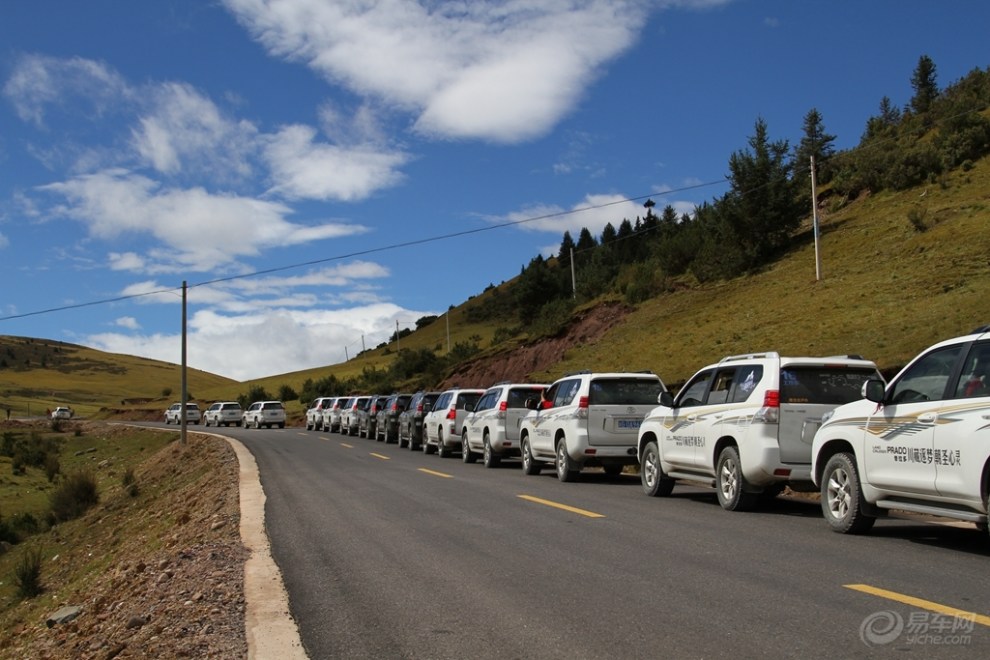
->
[638, 352, 880, 510]
[340, 396, 371, 436]
[377, 393, 412, 443]
[165, 402, 201, 425]
[462, 382, 547, 467]
[358, 395, 386, 439]
[305, 397, 336, 431]
[204, 401, 242, 427]
[424, 388, 485, 457]
[321, 397, 345, 433]
[243, 401, 286, 429]
[812, 327, 990, 536]
[521, 372, 665, 482]
[398, 391, 441, 450]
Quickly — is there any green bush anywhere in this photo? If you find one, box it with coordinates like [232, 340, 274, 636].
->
[14, 546, 44, 598]
[49, 471, 99, 523]
[44, 453, 61, 482]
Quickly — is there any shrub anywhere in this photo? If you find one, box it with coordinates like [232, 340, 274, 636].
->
[14, 547, 44, 598]
[49, 471, 99, 523]
[44, 453, 60, 482]
[122, 468, 139, 497]
[907, 207, 928, 232]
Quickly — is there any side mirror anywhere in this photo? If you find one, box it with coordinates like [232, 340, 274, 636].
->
[422, 403, 432, 413]
[863, 379, 885, 403]
[658, 391, 675, 407]
[524, 397, 539, 410]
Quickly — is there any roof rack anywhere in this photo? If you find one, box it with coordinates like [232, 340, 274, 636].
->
[971, 324, 990, 334]
[719, 352, 780, 363]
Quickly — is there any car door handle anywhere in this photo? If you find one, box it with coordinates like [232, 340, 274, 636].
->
[687, 415, 697, 421]
[916, 413, 937, 424]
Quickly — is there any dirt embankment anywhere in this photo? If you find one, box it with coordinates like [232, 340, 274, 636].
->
[440, 301, 631, 388]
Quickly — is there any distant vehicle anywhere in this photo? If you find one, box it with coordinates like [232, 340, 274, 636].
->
[242, 401, 286, 429]
[51, 406, 74, 420]
[320, 397, 346, 433]
[340, 396, 371, 436]
[423, 388, 485, 458]
[397, 391, 441, 451]
[164, 402, 201, 425]
[462, 383, 547, 467]
[520, 372, 665, 481]
[376, 393, 412, 444]
[358, 395, 386, 439]
[203, 401, 243, 427]
[305, 397, 336, 431]
[812, 327, 990, 537]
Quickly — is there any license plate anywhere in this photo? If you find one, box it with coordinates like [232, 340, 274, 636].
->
[617, 419, 642, 430]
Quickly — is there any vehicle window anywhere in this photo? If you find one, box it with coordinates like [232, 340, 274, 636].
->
[888, 345, 964, 404]
[676, 371, 713, 408]
[954, 341, 990, 399]
[457, 392, 482, 410]
[423, 393, 440, 410]
[435, 393, 451, 410]
[553, 379, 581, 407]
[780, 366, 877, 405]
[588, 377, 663, 405]
[509, 387, 543, 408]
[476, 391, 496, 412]
[729, 365, 764, 403]
[706, 369, 735, 405]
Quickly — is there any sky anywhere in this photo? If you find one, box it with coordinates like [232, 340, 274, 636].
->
[1, 1, 988, 382]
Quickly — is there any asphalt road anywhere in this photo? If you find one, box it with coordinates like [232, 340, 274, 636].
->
[212, 424, 990, 658]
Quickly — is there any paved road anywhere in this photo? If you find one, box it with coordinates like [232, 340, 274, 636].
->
[218, 425, 990, 658]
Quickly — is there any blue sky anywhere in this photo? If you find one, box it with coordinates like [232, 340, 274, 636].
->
[1, 0, 987, 381]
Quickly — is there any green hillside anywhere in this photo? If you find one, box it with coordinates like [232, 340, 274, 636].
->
[0, 337, 236, 419]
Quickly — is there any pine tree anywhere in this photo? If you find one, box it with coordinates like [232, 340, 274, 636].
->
[910, 54, 938, 115]
[794, 108, 837, 183]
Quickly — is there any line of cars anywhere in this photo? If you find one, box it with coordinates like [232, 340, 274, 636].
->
[178, 325, 990, 545]
[164, 400, 287, 428]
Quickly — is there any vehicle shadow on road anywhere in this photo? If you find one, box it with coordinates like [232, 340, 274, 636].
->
[861, 521, 990, 556]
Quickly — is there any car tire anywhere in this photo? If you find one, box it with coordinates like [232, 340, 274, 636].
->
[821, 452, 876, 534]
[462, 431, 477, 464]
[716, 446, 758, 511]
[641, 441, 675, 497]
[423, 436, 435, 454]
[437, 429, 451, 458]
[255, 418, 262, 430]
[483, 433, 501, 469]
[521, 436, 541, 475]
[555, 439, 579, 483]
[278, 423, 285, 429]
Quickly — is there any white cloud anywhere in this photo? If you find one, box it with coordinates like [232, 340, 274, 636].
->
[222, 0, 655, 143]
[0, 232, 8, 249]
[263, 124, 407, 201]
[38, 169, 369, 273]
[113, 316, 141, 330]
[2, 54, 131, 127]
[86, 301, 435, 380]
[499, 193, 648, 236]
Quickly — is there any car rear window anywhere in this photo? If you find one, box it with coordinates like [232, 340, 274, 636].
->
[508, 387, 544, 408]
[588, 378, 664, 405]
[455, 392, 482, 409]
[780, 367, 878, 405]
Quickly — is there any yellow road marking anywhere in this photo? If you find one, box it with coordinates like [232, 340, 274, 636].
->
[846, 584, 990, 627]
[340, 443, 354, 448]
[370, 452, 390, 460]
[518, 495, 605, 519]
[418, 468, 453, 479]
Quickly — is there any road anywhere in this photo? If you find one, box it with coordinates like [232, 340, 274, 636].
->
[214, 424, 990, 658]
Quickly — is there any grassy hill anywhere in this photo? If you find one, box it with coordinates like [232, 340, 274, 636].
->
[0, 337, 236, 419]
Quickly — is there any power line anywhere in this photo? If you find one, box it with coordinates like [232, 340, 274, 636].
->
[0, 179, 727, 323]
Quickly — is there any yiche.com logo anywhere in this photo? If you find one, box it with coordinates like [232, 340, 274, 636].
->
[860, 610, 904, 647]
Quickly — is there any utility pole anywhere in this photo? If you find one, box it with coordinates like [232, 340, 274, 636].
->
[446, 313, 451, 355]
[570, 247, 576, 299]
[396, 320, 401, 353]
[811, 156, 822, 281]
[180, 280, 187, 445]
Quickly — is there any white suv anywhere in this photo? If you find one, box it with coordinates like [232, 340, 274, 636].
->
[462, 383, 547, 467]
[423, 388, 485, 457]
[638, 353, 879, 510]
[164, 402, 201, 425]
[203, 401, 242, 427]
[305, 397, 336, 431]
[812, 327, 990, 535]
[242, 401, 286, 429]
[520, 372, 665, 482]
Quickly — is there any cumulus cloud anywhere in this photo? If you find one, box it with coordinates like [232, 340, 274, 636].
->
[222, 0, 657, 143]
[498, 193, 648, 236]
[113, 316, 141, 330]
[38, 169, 369, 273]
[86, 301, 434, 380]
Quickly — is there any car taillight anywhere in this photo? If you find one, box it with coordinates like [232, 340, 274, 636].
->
[446, 407, 457, 420]
[754, 390, 779, 424]
[577, 395, 589, 419]
[416, 403, 424, 412]
[497, 400, 507, 419]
